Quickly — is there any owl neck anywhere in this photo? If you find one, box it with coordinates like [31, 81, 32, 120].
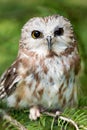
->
[18, 47, 58, 58]
[18, 44, 77, 60]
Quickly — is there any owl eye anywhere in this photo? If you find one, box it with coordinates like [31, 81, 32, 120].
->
[31, 30, 42, 39]
[54, 28, 64, 36]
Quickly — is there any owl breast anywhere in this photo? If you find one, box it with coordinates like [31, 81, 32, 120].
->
[7, 54, 77, 110]
[32, 55, 76, 110]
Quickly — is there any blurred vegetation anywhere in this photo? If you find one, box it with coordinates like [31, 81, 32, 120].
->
[0, 0, 87, 129]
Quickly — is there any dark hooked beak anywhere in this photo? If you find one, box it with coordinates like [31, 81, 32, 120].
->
[46, 36, 52, 51]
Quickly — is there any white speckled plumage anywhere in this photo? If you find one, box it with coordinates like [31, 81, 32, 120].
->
[0, 15, 80, 120]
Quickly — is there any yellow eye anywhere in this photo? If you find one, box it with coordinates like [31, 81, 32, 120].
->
[31, 30, 42, 39]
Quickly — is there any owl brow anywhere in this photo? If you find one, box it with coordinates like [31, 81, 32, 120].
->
[54, 26, 59, 31]
[54, 26, 63, 31]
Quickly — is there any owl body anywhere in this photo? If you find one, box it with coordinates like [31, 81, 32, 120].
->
[0, 15, 80, 120]
[1, 47, 78, 109]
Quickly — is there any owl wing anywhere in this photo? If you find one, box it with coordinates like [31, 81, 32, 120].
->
[74, 46, 81, 75]
[0, 59, 22, 99]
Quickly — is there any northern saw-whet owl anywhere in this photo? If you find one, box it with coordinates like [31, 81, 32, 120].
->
[0, 15, 80, 120]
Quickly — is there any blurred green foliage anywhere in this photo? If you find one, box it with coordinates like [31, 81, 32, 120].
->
[0, 0, 87, 96]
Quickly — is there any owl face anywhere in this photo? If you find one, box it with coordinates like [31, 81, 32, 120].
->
[20, 15, 75, 56]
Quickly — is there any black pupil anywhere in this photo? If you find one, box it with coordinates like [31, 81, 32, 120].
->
[54, 28, 64, 36]
[33, 31, 40, 38]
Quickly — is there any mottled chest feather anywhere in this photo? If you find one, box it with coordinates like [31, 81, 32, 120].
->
[6, 52, 77, 109]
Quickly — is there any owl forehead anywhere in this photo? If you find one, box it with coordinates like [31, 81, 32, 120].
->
[23, 15, 71, 33]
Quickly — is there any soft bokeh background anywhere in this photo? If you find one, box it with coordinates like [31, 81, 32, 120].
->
[0, 0, 87, 98]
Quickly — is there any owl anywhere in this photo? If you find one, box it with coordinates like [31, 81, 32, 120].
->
[0, 15, 80, 120]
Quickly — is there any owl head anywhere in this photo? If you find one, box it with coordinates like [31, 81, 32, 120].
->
[19, 15, 76, 57]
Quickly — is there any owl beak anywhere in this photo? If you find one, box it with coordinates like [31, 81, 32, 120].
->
[46, 36, 52, 51]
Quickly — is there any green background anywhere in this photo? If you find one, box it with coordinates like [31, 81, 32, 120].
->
[0, 0, 87, 97]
